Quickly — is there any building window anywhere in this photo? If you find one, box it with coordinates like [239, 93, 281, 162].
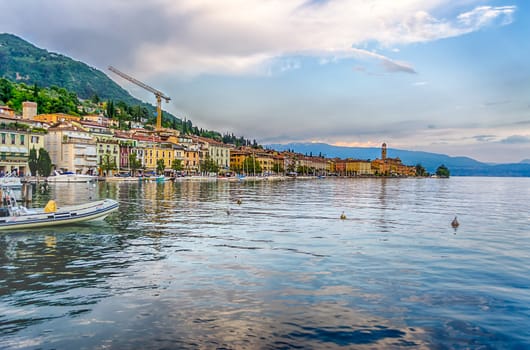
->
[1, 134, 5, 144]
[10, 134, 15, 145]
[20, 135, 25, 145]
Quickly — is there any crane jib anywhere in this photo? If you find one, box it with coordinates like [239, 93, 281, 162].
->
[108, 66, 171, 130]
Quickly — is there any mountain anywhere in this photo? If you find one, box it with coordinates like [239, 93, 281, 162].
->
[0, 33, 134, 101]
[0, 33, 177, 122]
[266, 142, 530, 176]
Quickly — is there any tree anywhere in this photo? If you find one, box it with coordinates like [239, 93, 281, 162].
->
[0, 78, 13, 103]
[200, 156, 219, 174]
[436, 164, 450, 178]
[37, 148, 52, 177]
[242, 156, 261, 175]
[272, 163, 284, 174]
[415, 163, 428, 177]
[128, 153, 142, 176]
[100, 153, 117, 176]
[28, 148, 38, 176]
[286, 156, 297, 174]
[171, 159, 183, 172]
[156, 159, 165, 175]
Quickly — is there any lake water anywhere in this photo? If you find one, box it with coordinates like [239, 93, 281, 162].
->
[1, 177, 529, 349]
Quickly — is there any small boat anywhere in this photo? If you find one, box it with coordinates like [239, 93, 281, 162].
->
[47, 170, 98, 183]
[0, 187, 118, 230]
[0, 175, 22, 189]
[144, 175, 166, 182]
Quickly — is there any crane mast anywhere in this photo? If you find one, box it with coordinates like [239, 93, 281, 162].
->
[108, 66, 170, 131]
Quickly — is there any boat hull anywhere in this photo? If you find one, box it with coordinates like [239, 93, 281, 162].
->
[0, 199, 119, 230]
[46, 175, 98, 183]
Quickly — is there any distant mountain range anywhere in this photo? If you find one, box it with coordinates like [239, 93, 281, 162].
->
[0, 33, 176, 122]
[266, 142, 530, 176]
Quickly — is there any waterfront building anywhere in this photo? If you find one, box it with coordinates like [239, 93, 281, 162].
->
[153, 142, 176, 172]
[255, 151, 274, 175]
[371, 143, 416, 176]
[171, 143, 186, 172]
[0, 110, 46, 176]
[79, 120, 119, 176]
[229, 149, 249, 174]
[184, 145, 200, 174]
[0, 126, 29, 176]
[334, 159, 373, 176]
[45, 122, 97, 174]
[114, 131, 137, 172]
[192, 136, 232, 173]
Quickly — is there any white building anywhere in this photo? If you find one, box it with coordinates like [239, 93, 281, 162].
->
[45, 123, 97, 174]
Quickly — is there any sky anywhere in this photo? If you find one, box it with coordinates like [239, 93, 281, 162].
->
[1, 0, 529, 163]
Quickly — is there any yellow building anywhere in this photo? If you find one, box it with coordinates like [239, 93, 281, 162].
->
[143, 143, 171, 172]
[338, 159, 373, 176]
[255, 152, 274, 174]
[34, 113, 81, 124]
[184, 147, 199, 174]
[230, 149, 249, 173]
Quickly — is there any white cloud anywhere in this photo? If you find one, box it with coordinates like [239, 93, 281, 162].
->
[111, 1, 517, 76]
[350, 48, 416, 74]
[458, 6, 516, 29]
[0, 1, 516, 77]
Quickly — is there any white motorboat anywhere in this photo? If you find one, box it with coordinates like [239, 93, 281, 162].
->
[0, 175, 22, 189]
[0, 188, 118, 230]
[47, 170, 98, 183]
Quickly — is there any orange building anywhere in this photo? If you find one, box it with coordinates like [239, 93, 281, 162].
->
[34, 113, 81, 124]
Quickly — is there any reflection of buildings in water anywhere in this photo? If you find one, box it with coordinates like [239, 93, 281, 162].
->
[47, 182, 98, 205]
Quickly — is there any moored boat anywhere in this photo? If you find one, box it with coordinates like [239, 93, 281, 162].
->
[0, 175, 22, 189]
[0, 188, 118, 230]
[47, 170, 98, 183]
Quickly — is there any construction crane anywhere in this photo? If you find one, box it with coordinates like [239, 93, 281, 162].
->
[108, 66, 170, 131]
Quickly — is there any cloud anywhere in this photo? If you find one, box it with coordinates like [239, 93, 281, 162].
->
[0, 1, 516, 78]
[457, 6, 516, 29]
[473, 134, 497, 142]
[500, 135, 530, 144]
[350, 48, 416, 74]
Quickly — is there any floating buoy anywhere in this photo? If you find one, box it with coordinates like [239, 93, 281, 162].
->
[451, 216, 459, 229]
[340, 211, 346, 220]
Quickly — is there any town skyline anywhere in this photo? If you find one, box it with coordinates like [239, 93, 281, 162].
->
[1, 1, 529, 163]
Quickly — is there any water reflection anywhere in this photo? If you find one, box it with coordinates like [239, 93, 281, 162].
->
[1, 178, 530, 348]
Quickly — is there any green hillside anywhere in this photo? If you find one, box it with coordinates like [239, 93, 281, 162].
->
[0, 33, 183, 126]
[0, 33, 137, 103]
[0, 33, 262, 144]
